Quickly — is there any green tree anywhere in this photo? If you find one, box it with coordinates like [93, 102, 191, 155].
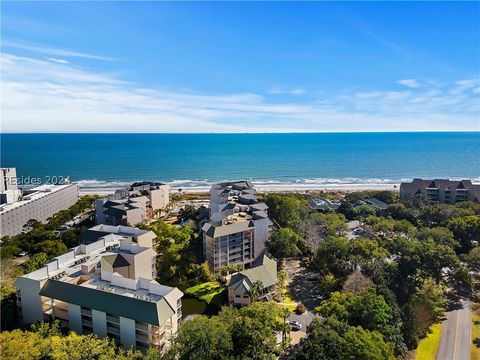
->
[167, 316, 232, 360]
[263, 194, 309, 230]
[341, 326, 394, 360]
[249, 280, 264, 302]
[401, 277, 447, 348]
[315, 236, 352, 278]
[267, 227, 302, 259]
[23, 252, 49, 273]
[448, 215, 480, 253]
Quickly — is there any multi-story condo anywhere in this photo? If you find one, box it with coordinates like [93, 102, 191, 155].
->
[15, 226, 183, 352]
[0, 167, 22, 206]
[228, 251, 277, 306]
[0, 182, 79, 237]
[95, 182, 170, 226]
[202, 181, 273, 273]
[400, 178, 480, 204]
[1, 167, 18, 192]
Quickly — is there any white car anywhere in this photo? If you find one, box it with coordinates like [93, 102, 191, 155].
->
[287, 320, 302, 331]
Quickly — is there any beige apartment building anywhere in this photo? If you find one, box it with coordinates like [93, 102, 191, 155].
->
[95, 182, 170, 226]
[202, 181, 273, 273]
[400, 178, 480, 204]
[15, 226, 183, 352]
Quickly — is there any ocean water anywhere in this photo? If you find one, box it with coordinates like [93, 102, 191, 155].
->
[1, 133, 479, 191]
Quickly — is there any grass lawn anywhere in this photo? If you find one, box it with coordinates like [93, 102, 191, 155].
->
[415, 323, 443, 360]
[184, 282, 225, 304]
[472, 304, 480, 360]
[277, 303, 297, 312]
[181, 298, 207, 317]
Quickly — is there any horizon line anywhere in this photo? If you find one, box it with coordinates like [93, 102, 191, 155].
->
[1, 130, 479, 135]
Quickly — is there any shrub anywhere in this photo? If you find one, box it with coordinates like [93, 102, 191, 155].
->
[295, 303, 306, 314]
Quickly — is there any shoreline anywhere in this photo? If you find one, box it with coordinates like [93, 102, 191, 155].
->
[79, 182, 399, 196]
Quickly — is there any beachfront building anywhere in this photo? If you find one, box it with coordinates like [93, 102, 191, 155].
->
[95, 182, 170, 226]
[0, 182, 79, 237]
[228, 252, 277, 306]
[15, 225, 183, 352]
[400, 179, 480, 204]
[202, 181, 273, 273]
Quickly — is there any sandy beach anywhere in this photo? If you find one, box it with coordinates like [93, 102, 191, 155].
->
[78, 182, 399, 196]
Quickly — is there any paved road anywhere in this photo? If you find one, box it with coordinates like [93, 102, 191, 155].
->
[436, 300, 471, 360]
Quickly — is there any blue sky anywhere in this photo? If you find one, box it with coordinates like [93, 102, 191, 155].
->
[1, 1, 479, 132]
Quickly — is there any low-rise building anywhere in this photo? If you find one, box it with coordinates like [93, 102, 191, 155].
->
[95, 182, 170, 226]
[15, 226, 183, 352]
[354, 197, 388, 210]
[228, 252, 277, 306]
[202, 181, 273, 273]
[0, 183, 79, 237]
[307, 196, 340, 211]
[400, 178, 480, 204]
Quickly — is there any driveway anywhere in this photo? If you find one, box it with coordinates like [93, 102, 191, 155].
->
[285, 259, 323, 312]
[436, 299, 471, 360]
[284, 259, 321, 332]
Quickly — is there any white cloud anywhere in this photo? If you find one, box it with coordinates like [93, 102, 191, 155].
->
[1, 53, 478, 133]
[46, 57, 70, 64]
[397, 79, 421, 88]
[269, 87, 306, 95]
[2, 39, 113, 61]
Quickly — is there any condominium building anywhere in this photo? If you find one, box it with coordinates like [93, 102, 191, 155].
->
[228, 251, 277, 306]
[0, 183, 79, 237]
[95, 182, 170, 226]
[202, 181, 273, 273]
[400, 178, 480, 204]
[1, 167, 19, 192]
[15, 226, 183, 352]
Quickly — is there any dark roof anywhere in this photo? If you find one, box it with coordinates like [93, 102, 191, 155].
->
[128, 181, 166, 192]
[39, 279, 174, 325]
[78, 230, 112, 245]
[365, 198, 388, 210]
[104, 254, 130, 268]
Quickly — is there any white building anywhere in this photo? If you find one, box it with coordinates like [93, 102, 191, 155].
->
[202, 181, 273, 273]
[15, 226, 183, 352]
[0, 183, 79, 237]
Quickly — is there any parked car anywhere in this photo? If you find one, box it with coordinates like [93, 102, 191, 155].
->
[287, 320, 302, 331]
[17, 251, 28, 257]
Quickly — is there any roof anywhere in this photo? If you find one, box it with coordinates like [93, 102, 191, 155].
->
[203, 220, 255, 238]
[78, 230, 112, 245]
[228, 252, 277, 295]
[39, 279, 174, 326]
[365, 198, 388, 210]
[307, 196, 340, 210]
[102, 254, 130, 270]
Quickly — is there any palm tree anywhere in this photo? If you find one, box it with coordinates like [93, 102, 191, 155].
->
[249, 280, 264, 302]
[280, 307, 291, 344]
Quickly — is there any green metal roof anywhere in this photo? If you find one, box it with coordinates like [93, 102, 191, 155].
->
[39, 279, 174, 325]
[229, 253, 277, 295]
[204, 220, 255, 238]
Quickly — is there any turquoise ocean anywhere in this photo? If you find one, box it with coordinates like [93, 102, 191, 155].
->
[1, 132, 479, 191]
